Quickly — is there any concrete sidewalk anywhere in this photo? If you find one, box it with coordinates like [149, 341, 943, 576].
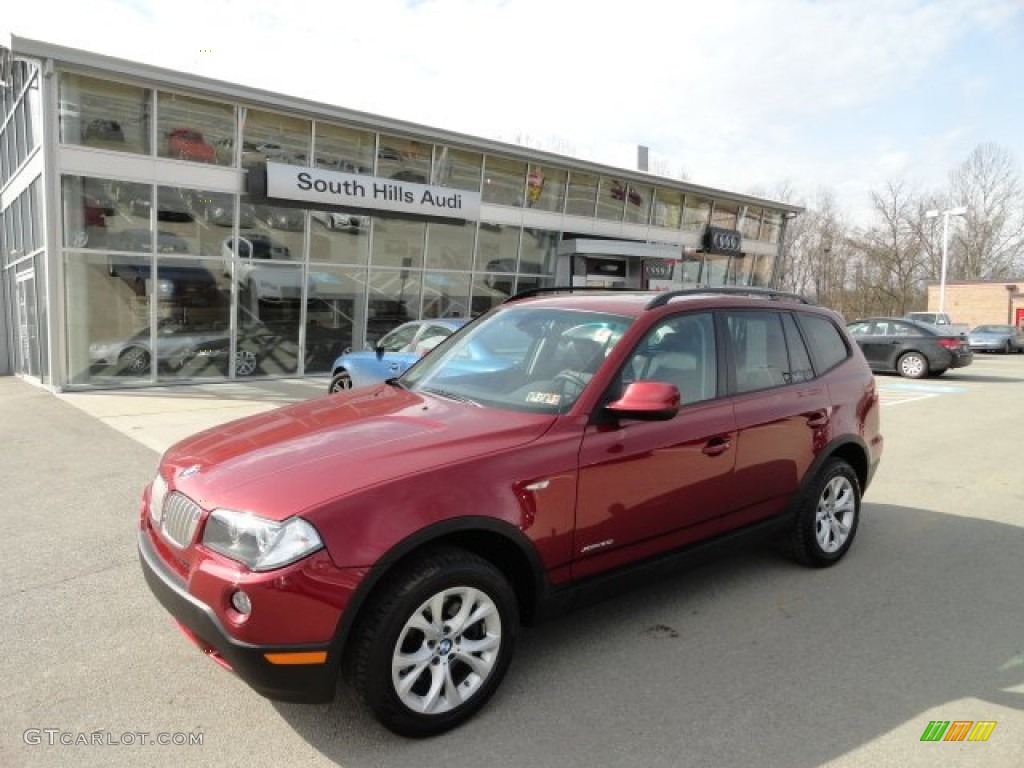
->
[53, 376, 330, 454]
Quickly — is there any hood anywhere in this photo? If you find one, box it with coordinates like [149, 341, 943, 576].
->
[162, 384, 554, 521]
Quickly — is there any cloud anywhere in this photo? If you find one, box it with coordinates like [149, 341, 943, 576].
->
[7, 0, 1023, 225]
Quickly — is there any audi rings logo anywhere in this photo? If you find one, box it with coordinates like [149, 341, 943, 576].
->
[713, 231, 740, 251]
[703, 226, 743, 255]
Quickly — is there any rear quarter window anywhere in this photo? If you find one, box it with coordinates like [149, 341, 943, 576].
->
[798, 314, 850, 373]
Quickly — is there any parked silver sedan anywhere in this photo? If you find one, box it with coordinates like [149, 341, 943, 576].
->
[967, 324, 1024, 354]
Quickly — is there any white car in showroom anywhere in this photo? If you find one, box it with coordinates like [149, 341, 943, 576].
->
[222, 233, 312, 301]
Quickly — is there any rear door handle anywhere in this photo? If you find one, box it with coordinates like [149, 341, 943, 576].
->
[702, 436, 731, 456]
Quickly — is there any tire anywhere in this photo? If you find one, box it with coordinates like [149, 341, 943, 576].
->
[119, 346, 150, 375]
[788, 459, 861, 567]
[897, 351, 928, 379]
[349, 547, 518, 738]
[234, 349, 258, 377]
[329, 370, 353, 393]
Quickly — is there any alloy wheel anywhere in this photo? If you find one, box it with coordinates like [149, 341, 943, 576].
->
[814, 475, 856, 554]
[391, 586, 502, 716]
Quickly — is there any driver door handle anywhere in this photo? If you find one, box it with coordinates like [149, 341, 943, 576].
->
[702, 436, 731, 456]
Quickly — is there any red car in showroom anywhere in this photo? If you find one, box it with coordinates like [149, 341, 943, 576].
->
[167, 127, 217, 163]
[139, 287, 882, 737]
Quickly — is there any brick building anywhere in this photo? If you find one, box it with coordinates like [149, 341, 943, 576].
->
[926, 280, 1024, 329]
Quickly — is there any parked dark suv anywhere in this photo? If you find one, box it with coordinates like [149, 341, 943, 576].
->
[138, 287, 882, 737]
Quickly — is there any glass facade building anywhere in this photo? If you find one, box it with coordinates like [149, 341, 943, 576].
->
[0, 35, 801, 391]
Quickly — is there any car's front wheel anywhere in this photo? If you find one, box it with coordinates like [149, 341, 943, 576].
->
[329, 370, 353, 393]
[788, 459, 861, 567]
[897, 351, 928, 378]
[119, 346, 150, 375]
[349, 547, 518, 738]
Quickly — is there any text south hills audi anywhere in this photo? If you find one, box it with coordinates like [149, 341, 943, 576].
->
[138, 287, 881, 738]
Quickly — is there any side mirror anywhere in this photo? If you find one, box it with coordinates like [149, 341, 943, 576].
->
[375, 345, 385, 360]
[605, 381, 680, 421]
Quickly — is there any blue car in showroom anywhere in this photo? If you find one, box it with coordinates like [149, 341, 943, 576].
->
[328, 319, 468, 393]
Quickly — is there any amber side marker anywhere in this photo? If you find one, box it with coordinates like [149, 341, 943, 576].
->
[264, 651, 328, 665]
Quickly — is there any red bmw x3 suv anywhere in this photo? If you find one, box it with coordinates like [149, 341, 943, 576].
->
[139, 287, 882, 737]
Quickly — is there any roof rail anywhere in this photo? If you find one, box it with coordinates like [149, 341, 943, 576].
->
[645, 286, 816, 310]
[502, 285, 642, 303]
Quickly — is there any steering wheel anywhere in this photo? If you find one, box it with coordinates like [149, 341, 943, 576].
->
[553, 370, 591, 395]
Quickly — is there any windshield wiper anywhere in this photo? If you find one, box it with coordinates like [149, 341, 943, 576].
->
[384, 377, 406, 389]
[420, 386, 480, 406]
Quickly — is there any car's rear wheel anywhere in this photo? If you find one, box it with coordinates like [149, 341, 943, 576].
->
[349, 547, 518, 738]
[329, 370, 353, 393]
[788, 459, 861, 567]
[897, 351, 928, 378]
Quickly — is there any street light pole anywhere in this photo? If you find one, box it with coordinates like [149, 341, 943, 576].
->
[924, 206, 968, 315]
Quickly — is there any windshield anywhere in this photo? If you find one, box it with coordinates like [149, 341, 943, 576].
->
[402, 306, 632, 413]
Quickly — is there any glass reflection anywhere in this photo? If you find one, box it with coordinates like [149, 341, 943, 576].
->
[682, 195, 711, 231]
[739, 206, 762, 239]
[470, 276, 508, 315]
[315, 122, 375, 174]
[596, 178, 626, 221]
[426, 221, 474, 271]
[762, 211, 782, 244]
[652, 188, 683, 229]
[711, 201, 738, 230]
[150, 258, 233, 380]
[372, 217, 425, 269]
[432, 147, 482, 191]
[66, 251, 151, 383]
[750, 254, 775, 286]
[305, 267, 366, 372]
[525, 164, 567, 212]
[158, 92, 234, 165]
[623, 183, 652, 225]
[377, 134, 432, 183]
[475, 223, 520, 277]
[519, 228, 557, 276]
[310, 207, 370, 265]
[59, 73, 151, 155]
[367, 269, 422, 342]
[242, 109, 311, 166]
[422, 272, 471, 319]
[482, 156, 526, 207]
[565, 171, 598, 217]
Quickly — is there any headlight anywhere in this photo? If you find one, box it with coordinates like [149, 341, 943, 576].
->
[202, 510, 323, 571]
[149, 473, 168, 525]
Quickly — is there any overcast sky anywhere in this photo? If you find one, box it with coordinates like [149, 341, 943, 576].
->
[7, 0, 1024, 224]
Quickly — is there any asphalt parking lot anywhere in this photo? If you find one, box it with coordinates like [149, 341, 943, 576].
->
[2, 356, 1022, 768]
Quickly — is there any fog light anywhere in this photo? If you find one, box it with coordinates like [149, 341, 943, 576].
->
[230, 590, 252, 615]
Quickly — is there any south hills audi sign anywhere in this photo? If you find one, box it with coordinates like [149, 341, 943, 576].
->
[263, 162, 481, 221]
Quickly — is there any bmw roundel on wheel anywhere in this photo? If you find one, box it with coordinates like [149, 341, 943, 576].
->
[138, 286, 882, 737]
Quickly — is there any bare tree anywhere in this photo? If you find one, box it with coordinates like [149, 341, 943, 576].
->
[777, 187, 852, 313]
[947, 143, 1024, 279]
[849, 181, 929, 317]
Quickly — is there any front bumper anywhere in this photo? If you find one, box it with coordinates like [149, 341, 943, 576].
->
[138, 531, 338, 704]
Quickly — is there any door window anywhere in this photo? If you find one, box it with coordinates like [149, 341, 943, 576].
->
[621, 312, 716, 405]
[726, 311, 791, 393]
